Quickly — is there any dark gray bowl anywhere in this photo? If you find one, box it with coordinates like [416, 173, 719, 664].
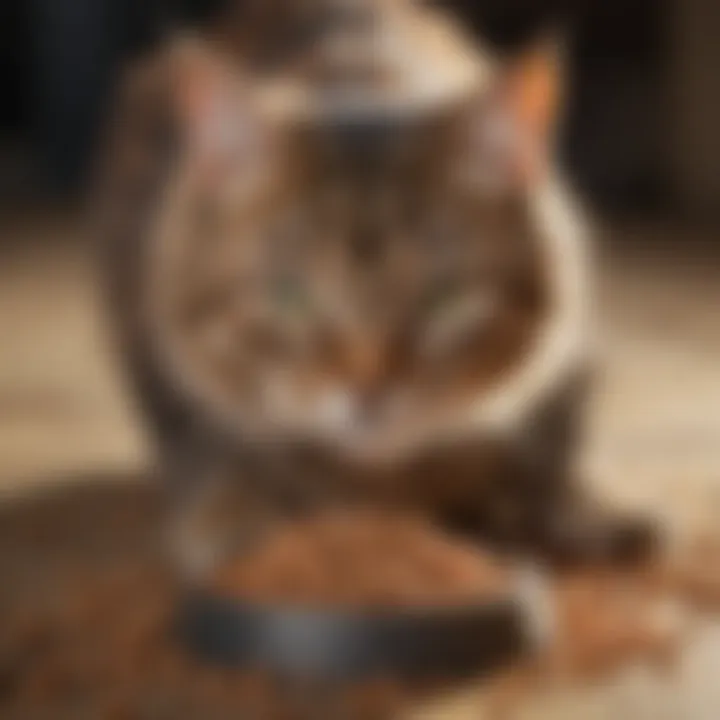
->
[180, 570, 550, 682]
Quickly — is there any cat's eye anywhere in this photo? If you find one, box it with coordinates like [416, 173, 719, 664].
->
[271, 275, 311, 313]
[420, 286, 500, 359]
[422, 278, 464, 315]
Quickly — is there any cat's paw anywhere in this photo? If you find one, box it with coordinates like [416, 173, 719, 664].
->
[539, 507, 659, 568]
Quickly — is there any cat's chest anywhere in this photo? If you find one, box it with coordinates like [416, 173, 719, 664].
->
[243, 433, 515, 513]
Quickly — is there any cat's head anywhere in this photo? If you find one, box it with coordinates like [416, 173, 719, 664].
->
[150, 40, 578, 463]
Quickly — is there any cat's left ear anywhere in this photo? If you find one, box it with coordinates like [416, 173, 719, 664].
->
[170, 39, 257, 174]
[467, 41, 563, 188]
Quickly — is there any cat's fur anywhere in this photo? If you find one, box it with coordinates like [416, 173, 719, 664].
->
[97, 0, 653, 574]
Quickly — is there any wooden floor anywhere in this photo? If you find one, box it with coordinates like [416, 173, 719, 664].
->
[1, 207, 719, 717]
[0, 207, 148, 493]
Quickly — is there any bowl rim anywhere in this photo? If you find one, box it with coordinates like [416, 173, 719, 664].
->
[179, 564, 549, 681]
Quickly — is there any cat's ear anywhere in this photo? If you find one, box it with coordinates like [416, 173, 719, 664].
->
[506, 41, 562, 177]
[170, 39, 254, 172]
[466, 41, 563, 189]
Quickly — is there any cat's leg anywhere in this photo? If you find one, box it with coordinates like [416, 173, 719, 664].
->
[139, 390, 283, 579]
[166, 447, 281, 579]
[532, 488, 659, 567]
[511, 368, 659, 566]
[161, 433, 344, 579]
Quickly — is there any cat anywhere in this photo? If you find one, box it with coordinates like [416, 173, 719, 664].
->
[96, 0, 655, 575]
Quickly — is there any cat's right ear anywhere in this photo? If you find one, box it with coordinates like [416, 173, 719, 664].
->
[459, 41, 563, 192]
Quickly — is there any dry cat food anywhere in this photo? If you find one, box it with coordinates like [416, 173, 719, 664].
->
[209, 511, 513, 608]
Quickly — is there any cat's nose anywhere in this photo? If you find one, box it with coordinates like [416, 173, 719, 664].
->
[353, 388, 384, 428]
[317, 387, 376, 432]
[345, 343, 386, 399]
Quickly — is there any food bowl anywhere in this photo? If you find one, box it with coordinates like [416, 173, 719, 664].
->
[177, 511, 553, 681]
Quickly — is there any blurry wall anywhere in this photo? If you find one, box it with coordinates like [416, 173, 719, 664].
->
[671, 0, 720, 221]
[0, 2, 31, 136]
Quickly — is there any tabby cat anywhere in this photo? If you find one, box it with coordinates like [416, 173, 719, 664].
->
[98, 0, 653, 574]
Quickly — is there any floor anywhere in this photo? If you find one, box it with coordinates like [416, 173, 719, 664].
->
[0, 207, 719, 717]
[0, 206, 148, 493]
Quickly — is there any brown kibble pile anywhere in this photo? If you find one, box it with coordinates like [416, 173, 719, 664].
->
[209, 510, 512, 608]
